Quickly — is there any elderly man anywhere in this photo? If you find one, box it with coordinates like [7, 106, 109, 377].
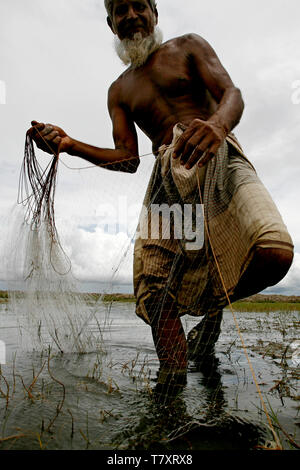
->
[29, 0, 294, 401]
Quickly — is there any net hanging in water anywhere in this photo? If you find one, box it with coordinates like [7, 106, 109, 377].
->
[8, 132, 104, 354]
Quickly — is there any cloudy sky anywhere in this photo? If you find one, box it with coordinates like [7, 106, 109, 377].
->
[0, 0, 300, 294]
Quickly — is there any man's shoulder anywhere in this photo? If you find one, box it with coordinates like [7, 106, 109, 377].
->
[108, 74, 125, 102]
[107, 76, 124, 112]
[108, 33, 210, 95]
[164, 33, 209, 50]
[108, 64, 134, 99]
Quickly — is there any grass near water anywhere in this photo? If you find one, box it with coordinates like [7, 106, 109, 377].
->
[231, 301, 300, 312]
[2, 290, 300, 312]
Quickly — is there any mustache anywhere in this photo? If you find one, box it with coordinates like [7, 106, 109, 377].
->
[119, 18, 147, 33]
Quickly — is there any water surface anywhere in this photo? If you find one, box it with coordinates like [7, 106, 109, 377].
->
[0, 301, 299, 450]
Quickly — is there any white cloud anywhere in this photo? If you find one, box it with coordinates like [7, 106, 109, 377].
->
[62, 225, 134, 285]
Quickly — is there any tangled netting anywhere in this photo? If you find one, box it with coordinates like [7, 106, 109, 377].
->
[7, 133, 104, 354]
[19, 133, 59, 237]
[17, 132, 70, 274]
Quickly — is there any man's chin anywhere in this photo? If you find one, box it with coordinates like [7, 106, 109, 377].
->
[114, 27, 163, 69]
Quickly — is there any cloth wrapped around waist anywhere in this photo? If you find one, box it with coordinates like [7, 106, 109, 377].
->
[133, 124, 294, 324]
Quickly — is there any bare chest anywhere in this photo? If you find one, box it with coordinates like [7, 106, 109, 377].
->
[120, 50, 195, 117]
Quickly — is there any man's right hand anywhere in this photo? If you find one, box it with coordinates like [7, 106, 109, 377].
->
[28, 120, 73, 156]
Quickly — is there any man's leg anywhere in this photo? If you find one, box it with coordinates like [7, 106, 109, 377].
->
[150, 292, 187, 372]
[187, 246, 293, 362]
[230, 246, 293, 302]
[144, 290, 187, 400]
[187, 310, 223, 362]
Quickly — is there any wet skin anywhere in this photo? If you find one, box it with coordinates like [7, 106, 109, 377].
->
[28, 0, 293, 376]
[29, 0, 244, 172]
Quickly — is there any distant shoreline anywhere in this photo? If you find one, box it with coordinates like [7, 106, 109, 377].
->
[1, 290, 300, 308]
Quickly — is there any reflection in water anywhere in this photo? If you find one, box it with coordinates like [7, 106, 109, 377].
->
[190, 354, 227, 422]
[0, 302, 299, 450]
[112, 353, 266, 451]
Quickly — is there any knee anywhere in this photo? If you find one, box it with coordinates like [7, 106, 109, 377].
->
[254, 246, 294, 286]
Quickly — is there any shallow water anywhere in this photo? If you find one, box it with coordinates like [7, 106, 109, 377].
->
[0, 301, 299, 451]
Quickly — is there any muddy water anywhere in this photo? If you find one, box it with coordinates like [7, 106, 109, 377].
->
[0, 301, 299, 450]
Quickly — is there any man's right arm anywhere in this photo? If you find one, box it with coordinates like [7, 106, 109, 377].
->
[28, 82, 140, 174]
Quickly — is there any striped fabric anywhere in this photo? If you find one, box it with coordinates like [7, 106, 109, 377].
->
[134, 124, 294, 324]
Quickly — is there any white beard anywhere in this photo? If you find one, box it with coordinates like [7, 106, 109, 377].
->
[114, 27, 163, 69]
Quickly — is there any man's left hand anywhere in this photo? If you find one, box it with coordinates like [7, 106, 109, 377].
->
[172, 118, 227, 169]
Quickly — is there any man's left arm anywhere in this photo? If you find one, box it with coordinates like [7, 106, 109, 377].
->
[173, 33, 244, 169]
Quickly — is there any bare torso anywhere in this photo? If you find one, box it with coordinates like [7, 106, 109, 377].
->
[113, 35, 219, 154]
[30, 33, 244, 172]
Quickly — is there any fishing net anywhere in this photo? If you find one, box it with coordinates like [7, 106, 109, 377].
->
[6, 126, 225, 368]
[6, 132, 104, 354]
[3, 122, 295, 449]
[6, 127, 287, 363]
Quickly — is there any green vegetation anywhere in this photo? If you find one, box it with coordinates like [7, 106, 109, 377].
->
[0, 290, 136, 304]
[0, 291, 8, 302]
[2, 290, 300, 311]
[100, 294, 136, 303]
[231, 301, 300, 313]
[231, 293, 300, 312]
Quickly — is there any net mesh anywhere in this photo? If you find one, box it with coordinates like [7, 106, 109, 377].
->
[7, 131, 224, 382]
[2, 127, 292, 449]
[6, 133, 104, 354]
[4, 131, 253, 366]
